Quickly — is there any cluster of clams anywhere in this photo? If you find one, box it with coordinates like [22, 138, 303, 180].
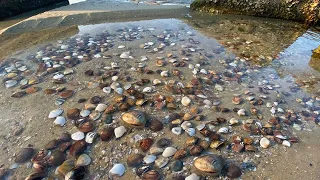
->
[1, 20, 319, 180]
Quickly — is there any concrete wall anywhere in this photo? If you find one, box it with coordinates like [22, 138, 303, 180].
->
[0, 0, 69, 20]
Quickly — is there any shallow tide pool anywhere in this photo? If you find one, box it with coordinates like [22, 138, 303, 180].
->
[0, 15, 319, 180]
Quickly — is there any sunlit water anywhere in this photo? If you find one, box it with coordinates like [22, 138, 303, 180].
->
[0, 12, 320, 180]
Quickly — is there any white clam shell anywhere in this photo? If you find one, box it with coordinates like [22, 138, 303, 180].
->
[110, 82, 120, 90]
[71, 131, 85, 141]
[48, 109, 64, 119]
[171, 127, 182, 135]
[153, 79, 162, 85]
[85, 132, 96, 144]
[160, 71, 168, 77]
[115, 88, 124, 95]
[282, 140, 291, 147]
[260, 137, 270, 148]
[218, 127, 229, 134]
[120, 51, 133, 59]
[64, 69, 74, 75]
[76, 154, 91, 166]
[53, 73, 64, 80]
[143, 155, 157, 164]
[181, 96, 191, 106]
[181, 121, 192, 130]
[186, 173, 200, 180]
[114, 126, 127, 138]
[118, 45, 125, 49]
[20, 79, 28, 86]
[162, 147, 177, 157]
[149, 147, 164, 155]
[196, 124, 206, 131]
[142, 87, 154, 93]
[109, 163, 125, 176]
[80, 110, 91, 117]
[54, 116, 66, 126]
[95, 104, 108, 112]
[103, 87, 112, 94]
[5, 80, 17, 88]
[237, 109, 246, 116]
[229, 118, 239, 125]
[186, 128, 196, 136]
[155, 157, 169, 168]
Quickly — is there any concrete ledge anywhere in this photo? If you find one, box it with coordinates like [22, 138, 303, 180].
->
[0, 2, 189, 35]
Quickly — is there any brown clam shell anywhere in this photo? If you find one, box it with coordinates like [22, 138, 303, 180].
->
[140, 138, 153, 152]
[11, 91, 26, 98]
[78, 121, 95, 133]
[149, 119, 163, 132]
[69, 140, 87, 157]
[121, 110, 147, 128]
[127, 153, 144, 167]
[173, 149, 187, 159]
[226, 164, 242, 179]
[190, 145, 203, 156]
[193, 155, 226, 176]
[67, 108, 80, 120]
[100, 127, 114, 141]
[142, 170, 160, 180]
[15, 147, 34, 163]
[232, 143, 244, 153]
[59, 90, 74, 99]
[26, 86, 39, 94]
[48, 151, 66, 167]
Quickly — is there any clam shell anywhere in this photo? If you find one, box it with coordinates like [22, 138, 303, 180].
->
[25, 86, 39, 94]
[69, 140, 87, 157]
[149, 147, 164, 155]
[100, 127, 114, 141]
[226, 164, 242, 179]
[53, 73, 64, 80]
[109, 163, 125, 176]
[229, 118, 239, 125]
[127, 154, 144, 167]
[56, 159, 75, 177]
[95, 104, 108, 112]
[149, 119, 163, 131]
[114, 126, 127, 138]
[162, 147, 177, 157]
[155, 157, 169, 168]
[186, 128, 196, 136]
[143, 155, 157, 164]
[85, 132, 96, 144]
[54, 116, 66, 126]
[142, 170, 160, 180]
[121, 110, 147, 128]
[59, 90, 74, 99]
[140, 138, 153, 152]
[76, 154, 91, 166]
[5, 80, 17, 88]
[71, 131, 85, 141]
[218, 127, 229, 134]
[89, 110, 101, 121]
[282, 140, 291, 147]
[181, 96, 191, 106]
[67, 108, 80, 120]
[103, 87, 112, 94]
[15, 148, 34, 163]
[48, 151, 65, 166]
[185, 173, 200, 180]
[48, 109, 63, 119]
[260, 137, 270, 148]
[193, 155, 226, 176]
[80, 110, 91, 117]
